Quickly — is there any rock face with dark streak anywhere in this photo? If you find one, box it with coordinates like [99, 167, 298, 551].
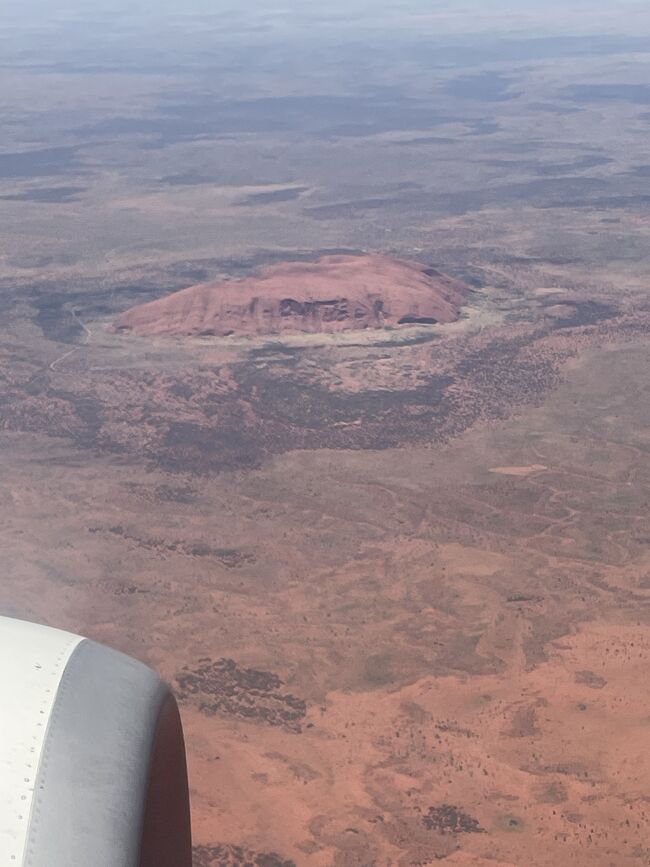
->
[113, 253, 469, 337]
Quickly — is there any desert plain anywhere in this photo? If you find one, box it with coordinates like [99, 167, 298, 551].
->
[1, 2, 650, 864]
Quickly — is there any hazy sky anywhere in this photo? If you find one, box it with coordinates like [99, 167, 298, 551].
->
[4, 0, 650, 36]
[2, 0, 650, 77]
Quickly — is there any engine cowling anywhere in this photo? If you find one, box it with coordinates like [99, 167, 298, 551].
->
[0, 615, 192, 867]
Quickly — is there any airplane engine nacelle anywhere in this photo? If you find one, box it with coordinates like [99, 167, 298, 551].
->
[0, 615, 192, 867]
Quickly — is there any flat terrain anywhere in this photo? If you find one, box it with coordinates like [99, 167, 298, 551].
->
[1, 3, 650, 864]
[2, 335, 650, 866]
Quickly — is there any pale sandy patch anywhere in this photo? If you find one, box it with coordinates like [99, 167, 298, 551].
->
[533, 287, 569, 296]
[439, 542, 511, 576]
[488, 464, 547, 476]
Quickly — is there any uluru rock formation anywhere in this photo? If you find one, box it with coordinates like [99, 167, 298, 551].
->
[113, 253, 469, 337]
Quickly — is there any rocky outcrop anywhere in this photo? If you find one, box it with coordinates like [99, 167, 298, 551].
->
[113, 253, 469, 337]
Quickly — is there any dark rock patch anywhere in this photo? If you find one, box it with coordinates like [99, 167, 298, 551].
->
[193, 844, 295, 867]
[575, 670, 607, 689]
[176, 658, 307, 732]
[422, 804, 484, 834]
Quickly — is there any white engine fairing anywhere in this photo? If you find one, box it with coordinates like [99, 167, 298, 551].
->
[0, 616, 192, 867]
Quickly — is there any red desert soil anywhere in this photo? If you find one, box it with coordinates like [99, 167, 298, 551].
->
[112, 253, 469, 337]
